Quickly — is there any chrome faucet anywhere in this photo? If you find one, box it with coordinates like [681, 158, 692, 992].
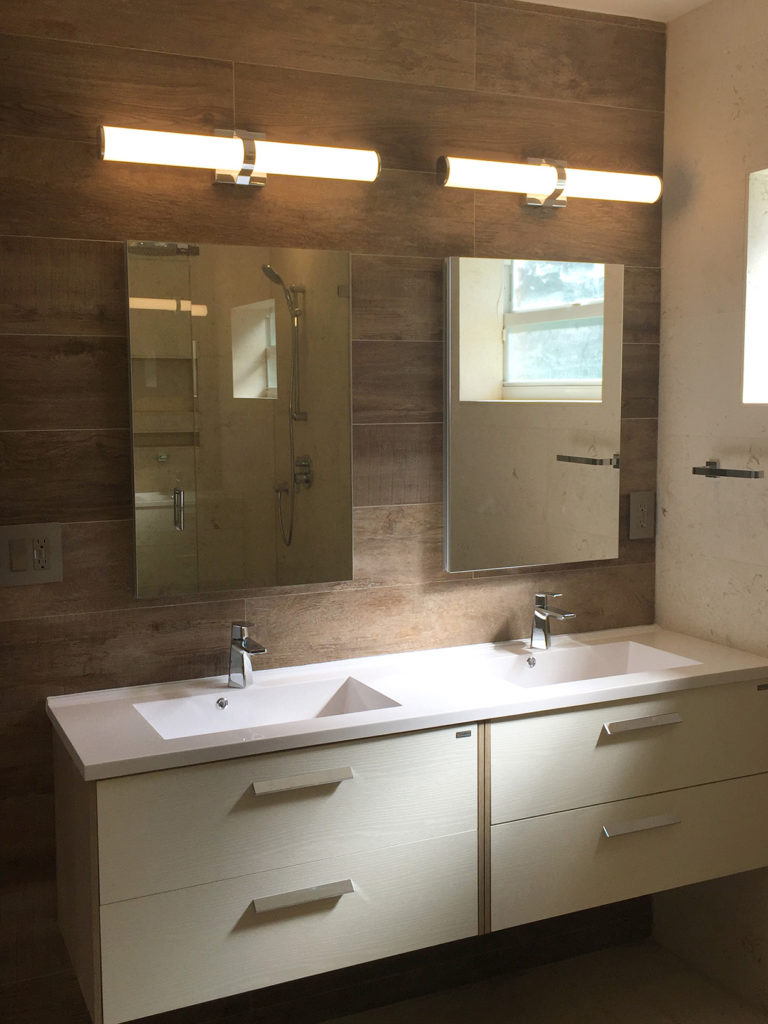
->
[530, 593, 575, 650]
[228, 622, 267, 688]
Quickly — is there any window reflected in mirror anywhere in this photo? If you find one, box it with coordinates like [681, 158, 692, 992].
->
[503, 260, 604, 402]
[445, 256, 624, 572]
[743, 168, 768, 403]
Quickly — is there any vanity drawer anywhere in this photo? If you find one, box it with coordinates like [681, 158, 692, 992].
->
[491, 771, 768, 931]
[100, 830, 479, 1024]
[98, 725, 478, 903]
[491, 680, 768, 823]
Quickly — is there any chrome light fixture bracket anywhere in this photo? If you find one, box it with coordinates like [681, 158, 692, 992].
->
[526, 158, 567, 208]
[214, 129, 267, 187]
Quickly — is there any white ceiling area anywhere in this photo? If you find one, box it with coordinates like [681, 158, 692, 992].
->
[526, 0, 708, 21]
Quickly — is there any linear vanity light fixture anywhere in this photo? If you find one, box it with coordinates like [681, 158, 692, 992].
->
[436, 156, 662, 207]
[100, 126, 381, 186]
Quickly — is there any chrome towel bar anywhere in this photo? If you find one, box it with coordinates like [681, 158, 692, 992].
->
[692, 460, 763, 479]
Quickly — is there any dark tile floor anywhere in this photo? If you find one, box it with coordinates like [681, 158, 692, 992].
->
[323, 942, 768, 1024]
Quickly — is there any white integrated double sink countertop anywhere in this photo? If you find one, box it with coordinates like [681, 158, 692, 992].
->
[46, 624, 768, 781]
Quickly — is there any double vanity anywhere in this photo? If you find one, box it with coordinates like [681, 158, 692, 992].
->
[47, 625, 768, 1024]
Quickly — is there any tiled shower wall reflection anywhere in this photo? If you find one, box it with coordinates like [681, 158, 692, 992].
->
[0, 1, 663, 1019]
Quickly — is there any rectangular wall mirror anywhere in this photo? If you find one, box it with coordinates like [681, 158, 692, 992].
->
[127, 241, 353, 598]
[444, 256, 624, 572]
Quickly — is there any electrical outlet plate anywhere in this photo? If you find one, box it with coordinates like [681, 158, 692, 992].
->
[0, 523, 63, 586]
[629, 491, 656, 540]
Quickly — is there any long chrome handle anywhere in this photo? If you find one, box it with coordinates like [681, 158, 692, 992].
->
[602, 712, 682, 736]
[251, 766, 355, 797]
[603, 812, 680, 838]
[252, 878, 355, 915]
[172, 487, 184, 531]
[557, 453, 620, 469]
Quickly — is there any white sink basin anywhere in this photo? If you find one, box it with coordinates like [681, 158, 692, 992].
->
[496, 641, 701, 688]
[134, 676, 401, 740]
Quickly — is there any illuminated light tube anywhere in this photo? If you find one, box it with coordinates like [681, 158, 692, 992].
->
[129, 297, 178, 312]
[101, 126, 381, 183]
[437, 155, 662, 204]
[129, 297, 209, 316]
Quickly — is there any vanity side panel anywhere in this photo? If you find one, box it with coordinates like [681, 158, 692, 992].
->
[53, 734, 102, 1024]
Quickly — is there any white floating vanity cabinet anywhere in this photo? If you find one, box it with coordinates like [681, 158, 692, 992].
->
[52, 665, 768, 1024]
[53, 725, 480, 1024]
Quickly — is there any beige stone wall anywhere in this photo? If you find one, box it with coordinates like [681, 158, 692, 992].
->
[655, 0, 768, 1008]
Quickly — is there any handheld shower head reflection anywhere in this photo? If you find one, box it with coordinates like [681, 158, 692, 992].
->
[262, 263, 296, 316]
[261, 263, 285, 287]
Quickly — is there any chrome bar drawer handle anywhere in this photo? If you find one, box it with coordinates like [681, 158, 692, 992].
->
[602, 712, 682, 736]
[252, 766, 355, 797]
[252, 878, 355, 915]
[603, 812, 680, 839]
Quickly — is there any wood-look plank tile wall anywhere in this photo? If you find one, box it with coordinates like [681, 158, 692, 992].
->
[0, 1, 664, 1019]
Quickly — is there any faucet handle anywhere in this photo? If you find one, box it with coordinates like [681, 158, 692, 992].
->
[534, 592, 562, 607]
[231, 621, 253, 641]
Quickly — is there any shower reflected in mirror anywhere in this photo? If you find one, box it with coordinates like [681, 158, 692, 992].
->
[127, 241, 352, 597]
[261, 263, 307, 546]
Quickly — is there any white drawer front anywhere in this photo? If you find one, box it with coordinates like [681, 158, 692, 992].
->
[98, 725, 478, 903]
[100, 830, 479, 1024]
[491, 772, 768, 931]
[491, 680, 768, 823]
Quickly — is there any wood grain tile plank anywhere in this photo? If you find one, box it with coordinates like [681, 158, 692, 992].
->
[623, 267, 661, 344]
[0, 878, 73, 987]
[354, 504, 447, 584]
[0, 563, 654, 697]
[0, 336, 129, 430]
[0, 599, 246, 692]
[352, 256, 443, 342]
[0, 35, 234, 142]
[476, 5, 666, 111]
[243, 562, 654, 667]
[0, 0, 476, 89]
[474, 191, 662, 270]
[0, 237, 126, 336]
[621, 343, 659, 419]
[234, 63, 664, 175]
[352, 341, 443, 425]
[353, 423, 443, 507]
[0, 793, 56, 893]
[0, 706, 55, 783]
[619, 418, 658, 494]
[352, 504, 471, 587]
[0, 137, 475, 258]
[0, 429, 132, 524]
[485, 2, 665, 31]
